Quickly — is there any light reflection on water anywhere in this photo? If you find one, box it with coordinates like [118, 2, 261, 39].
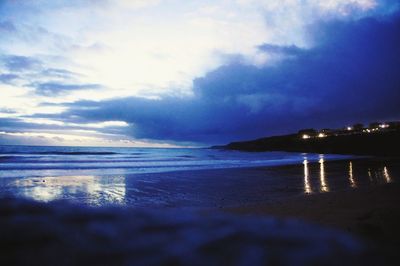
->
[302, 157, 330, 193]
[383, 167, 392, 183]
[367, 166, 392, 185]
[349, 162, 357, 188]
[12, 175, 126, 205]
[303, 159, 312, 194]
[4, 159, 396, 206]
[368, 169, 372, 181]
[303, 159, 394, 195]
[319, 158, 329, 192]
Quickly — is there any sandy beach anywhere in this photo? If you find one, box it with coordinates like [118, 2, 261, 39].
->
[1, 156, 399, 265]
[225, 182, 400, 264]
[1, 196, 370, 266]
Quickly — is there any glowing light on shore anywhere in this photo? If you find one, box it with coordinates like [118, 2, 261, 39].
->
[349, 161, 356, 188]
[303, 159, 312, 194]
[319, 158, 329, 192]
[347, 126, 353, 131]
[302, 134, 310, 139]
[318, 133, 326, 138]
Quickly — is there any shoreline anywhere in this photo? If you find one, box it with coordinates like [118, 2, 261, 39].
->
[0, 150, 355, 179]
[1, 156, 398, 208]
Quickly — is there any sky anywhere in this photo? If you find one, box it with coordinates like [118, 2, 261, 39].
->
[0, 0, 399, 147]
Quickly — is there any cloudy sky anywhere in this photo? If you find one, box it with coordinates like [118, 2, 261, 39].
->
[0, 0, 399, 147]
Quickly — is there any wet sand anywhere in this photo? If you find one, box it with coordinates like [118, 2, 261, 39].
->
[225, 179, 400, 264]
[1, 157, 398, 208]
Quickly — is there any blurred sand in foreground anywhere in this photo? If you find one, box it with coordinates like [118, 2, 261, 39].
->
[226, 183, 400, 264]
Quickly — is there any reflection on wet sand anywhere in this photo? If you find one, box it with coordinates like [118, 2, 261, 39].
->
[303, 159, 312, 194]
[303, 157, 330, 194]
[368, 169, 372, 181]
[367, 166, 393, 184]
[383, 166, 392, 183]
[349, 161, 357, 188]
[319, 158, 329, 192]
[13, 175, 126, 204]
[302, 159, 395, 196]
[5, 160, 396, 207]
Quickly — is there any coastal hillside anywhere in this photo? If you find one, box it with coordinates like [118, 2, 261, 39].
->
[224, 129, 400, 156]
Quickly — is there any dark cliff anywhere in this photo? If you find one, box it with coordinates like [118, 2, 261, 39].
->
[224, 130, 400, 156]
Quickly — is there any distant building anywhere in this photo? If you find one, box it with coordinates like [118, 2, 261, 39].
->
[296, 120, 399, 140]
[319, 129, 333, 137]
[298, 129, 317, 139]
[298, 129, 317, 135]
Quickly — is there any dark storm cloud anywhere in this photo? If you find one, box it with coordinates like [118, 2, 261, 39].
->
[31, 82, 101, 96]
[27, 11, 400, 144]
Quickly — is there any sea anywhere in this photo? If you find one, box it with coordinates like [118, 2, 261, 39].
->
[0, 145, 347, 178]
[0, 145, 375, 207]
